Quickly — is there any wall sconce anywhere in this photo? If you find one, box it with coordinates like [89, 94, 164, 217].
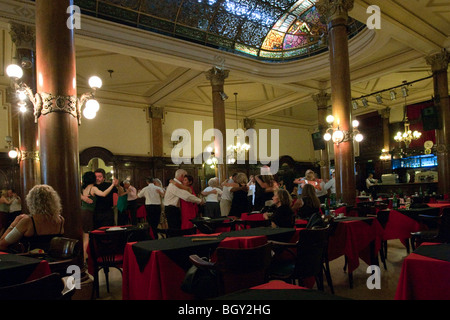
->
[323, 115, 363, 144]
[6, 64, 102, 124]
[380, 148, 392, 161]
[219, 92, 228, 101]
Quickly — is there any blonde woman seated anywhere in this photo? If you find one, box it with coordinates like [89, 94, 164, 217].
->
[0, 184, 65, 253]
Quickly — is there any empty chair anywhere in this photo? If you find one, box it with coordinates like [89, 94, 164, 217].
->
[88, 230, 128, 298]
[411, 207, 450, 250]
[0, 272, 73, 300]
[188, 243, 272, 298]
[268, 226, 330, 291]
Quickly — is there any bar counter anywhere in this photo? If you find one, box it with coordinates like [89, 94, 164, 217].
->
[374, 182, 437, 195]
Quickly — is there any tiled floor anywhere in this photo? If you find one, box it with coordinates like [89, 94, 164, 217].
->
[93, 238, 408, 300]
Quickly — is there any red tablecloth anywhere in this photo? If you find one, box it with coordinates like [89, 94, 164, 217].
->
[426, 203, 450, 215]
[328, 217, 384, 274]
[252, 280, 308, 290]
[395, 243, 450, 300]
[383, 210, 421, 248]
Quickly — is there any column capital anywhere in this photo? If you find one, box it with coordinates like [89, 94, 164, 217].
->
[9, 22, 35, 51]
[426, 48, 450, 73]
[378, 107, 390, 119]
[316, 0, 354, 22]
[243, 118, 256, 130]
[149, 105, 164, 119]
[205, 67, 230, 86]
[312, 90, 331, 109]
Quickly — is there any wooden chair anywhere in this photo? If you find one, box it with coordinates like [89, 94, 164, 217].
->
[188, 242, 272, 297]
[411, 207, 450, 250]
[88, 230, 128, 298]
[268, 226, 330, 291]
[0, 272, 74, 300]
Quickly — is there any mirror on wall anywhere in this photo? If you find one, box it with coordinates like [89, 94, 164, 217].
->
[80, 157, 114, 182]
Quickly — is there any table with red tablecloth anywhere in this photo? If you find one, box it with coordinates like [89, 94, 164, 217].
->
[381, 209, 422, 248]
[122, 227, 297, 300]
[0, 252, 51, 287]
[426, 203, 450, 215]
[395, 242, 450, 300]
[327, 217, 384, 275]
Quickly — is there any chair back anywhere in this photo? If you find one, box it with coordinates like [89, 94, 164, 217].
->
[437, 208, 450, 242]
[89, 230, 128, 267]
[48, 237, 81, 259]
[294, 226, 329, 279]
[215, 243, 272, 294]
[0, 273, 65, 300]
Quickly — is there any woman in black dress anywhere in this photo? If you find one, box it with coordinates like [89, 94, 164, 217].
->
[296, 184, 321, 220]
[263, 189, 294, 228]
[229, 172, 250, 218]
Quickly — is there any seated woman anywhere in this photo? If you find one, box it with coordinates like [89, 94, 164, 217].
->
[0, 184, 65, 253]
[263, 189, 294, 228]
[295, 184, 321, 220]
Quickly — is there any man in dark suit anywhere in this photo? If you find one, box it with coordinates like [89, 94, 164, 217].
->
[94, 168, 118, 229]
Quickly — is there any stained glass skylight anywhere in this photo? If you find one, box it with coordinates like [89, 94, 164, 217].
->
[71, 0, 366, 62]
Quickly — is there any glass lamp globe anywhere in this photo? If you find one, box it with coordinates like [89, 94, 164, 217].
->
[355, 133, 364, 142]
[326, 115, 335, 124]
[6, 64, 23, 79]
[332, 130, 344, 143]
[88, 76, 102, 89]
[83, 107, 96, 119]
[85, 99, 100, 112]
[352, 120, 359, 128]
[323, 132, 332, 141]
[8, 149, 18, 159]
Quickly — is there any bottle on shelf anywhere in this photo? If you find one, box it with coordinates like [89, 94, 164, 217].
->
[392, 193, 398, 209]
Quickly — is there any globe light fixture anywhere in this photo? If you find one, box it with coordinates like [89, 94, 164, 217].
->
[323, 115, 364, 144]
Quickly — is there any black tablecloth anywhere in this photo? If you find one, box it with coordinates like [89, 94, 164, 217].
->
[413, 243, 450, 262]
[131, 227, 296, 272]
[213, 288, 350, 300]
[0, 254, 42, 287]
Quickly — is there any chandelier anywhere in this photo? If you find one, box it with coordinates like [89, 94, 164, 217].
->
[323, 115, 363, 144]
[394, 95, 421, 149]
[227, 92, 250, 164]
[204, 147, 218, 169]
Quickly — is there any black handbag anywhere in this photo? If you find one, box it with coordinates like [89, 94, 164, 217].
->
[181, 258, 218, 299]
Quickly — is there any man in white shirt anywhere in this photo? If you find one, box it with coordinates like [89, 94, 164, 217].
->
[324, 171, 336, 197]
[138, 177, 165, 237]
[164, 169, 203, 229]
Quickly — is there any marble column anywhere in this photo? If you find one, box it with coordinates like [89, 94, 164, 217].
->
[9, 22, 40, 212]
[379, 107, 392, 171]
[149, 106, 164, 157]
[317, 0, 356, 204]
[205, 67, 229, 182]
[34, 0, 86, 290]
[313, 90, 331, 180]
[426, 49, 450, 195]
